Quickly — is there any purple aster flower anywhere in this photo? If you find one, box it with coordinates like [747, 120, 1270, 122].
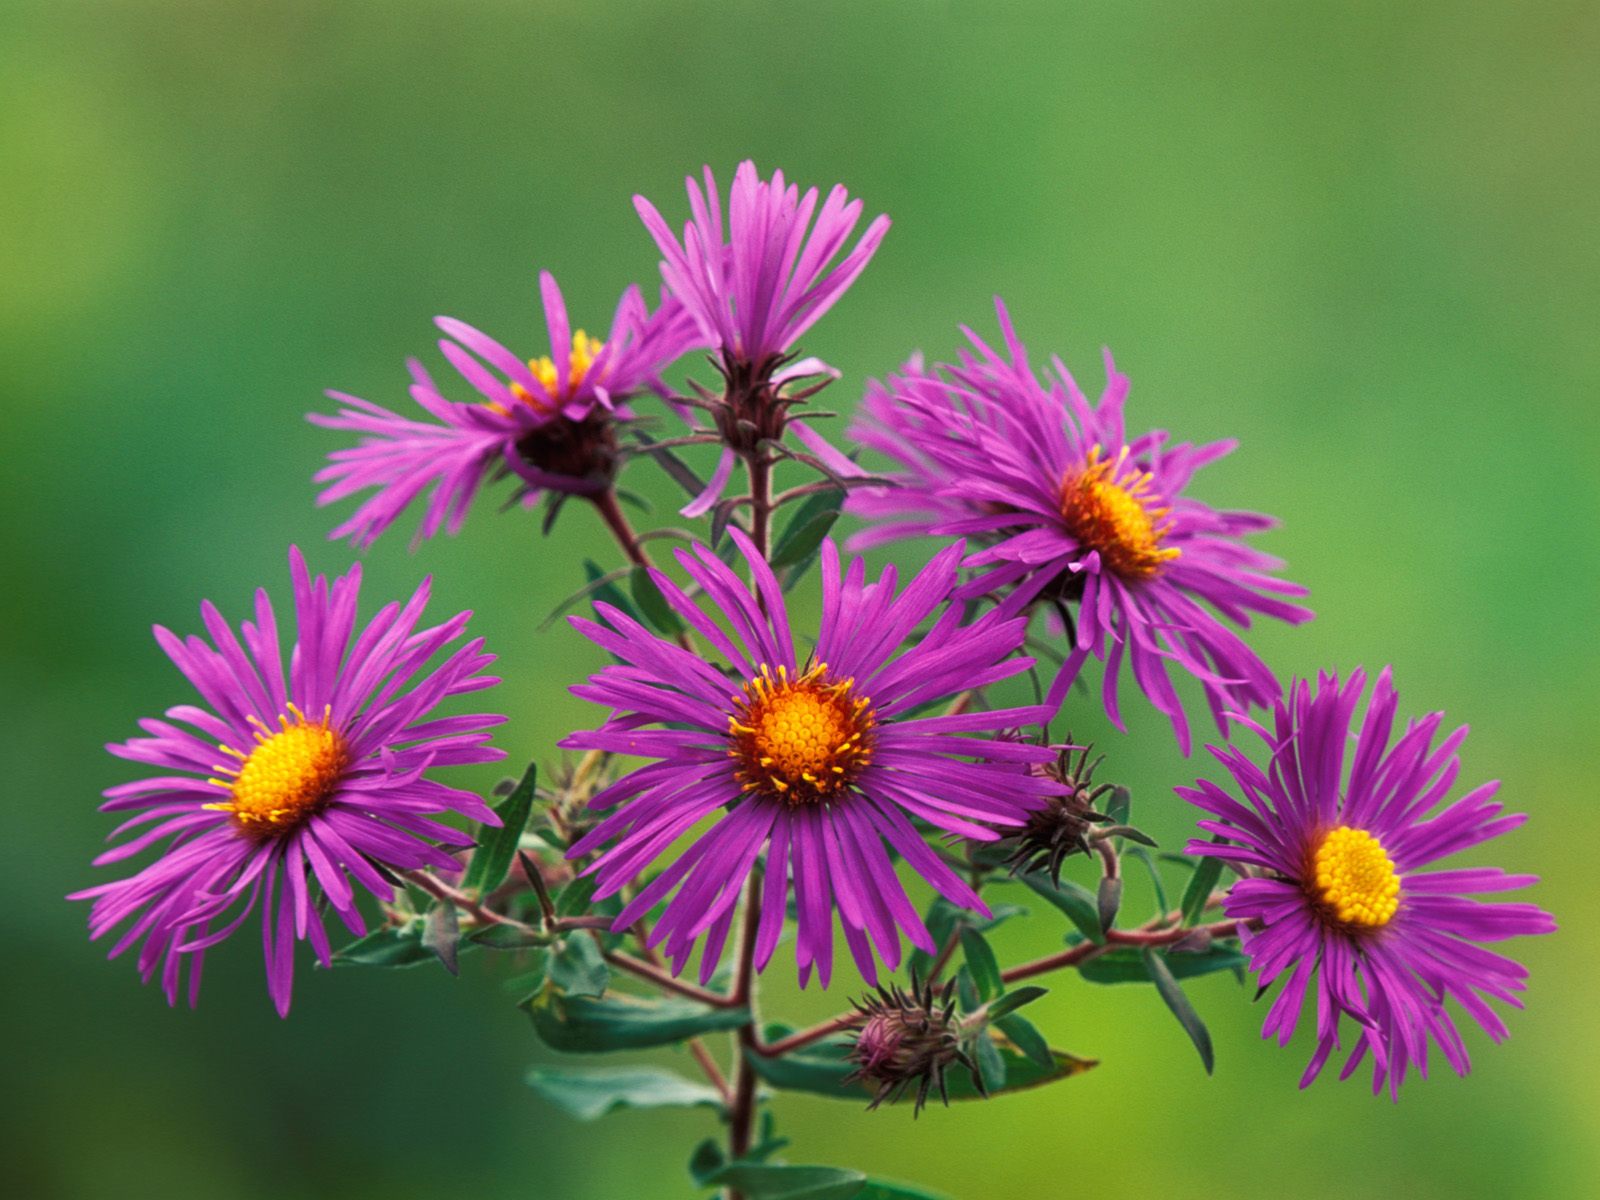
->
[635, 160, 890, 373]
[847, 301, 1313, 753]
[1178, 667, 1555, 1097]
[561, 533, 1056, 987]
[70, 547, 506, 1016]
[311, 271, 702, 548]
[635, 162, 889, 518]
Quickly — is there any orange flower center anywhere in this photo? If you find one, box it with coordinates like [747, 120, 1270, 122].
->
[1059, 445, 1180, 580]
[1310, 825, 1401, 929]
[506, 330, 605, 411]
[728, 663, 875, 804]
[205, 704, 348, 836]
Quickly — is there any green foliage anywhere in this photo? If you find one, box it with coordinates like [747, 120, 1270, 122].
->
[1018, 872, 1104, 944]
[1180, 852, 1225, 926]
[525, 988, 750, 1053]
[907, 898, 1027, 977]
[769, 488, 843, 570]
[1077, 943, 1248, 985]
[460, 762, 538, 896]
[527, 1066, 724, 1120]
[332, 924, 438, 969]
[1143, 948, 1215, 1074]
[628, 565, 685, 636]
[545, 934, 610, 997]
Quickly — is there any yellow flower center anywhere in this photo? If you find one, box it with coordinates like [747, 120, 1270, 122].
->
[508, 330, 605, 410]
[1059, 445, 1180, 580]
[205, 704, 348, 836]
[728, 663, 876, 804]
[1310, 825, 1401, 929]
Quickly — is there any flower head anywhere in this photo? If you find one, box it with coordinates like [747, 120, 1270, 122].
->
[1178, 668, 1555, 1096]
[311, 271, 701, 548]
[847, 301, 1313, 753]
[635, 160, 890, 373]
[844, 973, 970, 1113]
[562, 533, 1056, 987]
[71, 548, 505, 1015]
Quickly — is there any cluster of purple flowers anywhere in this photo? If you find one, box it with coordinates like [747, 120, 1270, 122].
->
[77, 160, 1550, 1102]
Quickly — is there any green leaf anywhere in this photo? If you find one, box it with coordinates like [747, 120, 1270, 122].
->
[1105, 786, 1131, 828]
[707, 1164, 866, 1200]
[959, 928, 1002, 1002]
[973, 1032, 1007, 1094]
[908, 899, 1027, 977]
[632, 432, 707, 500]
[769, 489, 844, 569]
[546, 933, 610, 997]
[554, 875, 599, 917]
[527, 1066, 723, 1120]
[332, 925, 435, 968]
[422, 900, 460, 975]
[857, 1183, 954, 1200]
[1019, 873, 1104, 944]
[1077, 943, 1249, 985]
[939, 1034, 1097, 1100]
[461, 762, 538, 896]
[467, 923, 550, 950]
[542, 560, 639, 630]
[982, 984, 1047, 1022]
[1180, 852, 1225, 926]
[525, 987, 749, 1053]
[629, 566, 685, 637]
[994, 1013, 1052, 1068]
[1143, 947, 1214, 1074]
[1127, 846, 1170, 915]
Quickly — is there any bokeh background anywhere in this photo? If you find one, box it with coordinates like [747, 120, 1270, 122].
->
[4, 2, 1596, 1197]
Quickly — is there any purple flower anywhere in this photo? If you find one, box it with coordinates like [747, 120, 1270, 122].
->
[635, 160, 890, 372]
[561, 533, 1055, 987]
[311, 271, 701, 548]
[1178, 668, 1555, 1097]
[71, 548, 505, 1016]
[847, 301, 1312, 753]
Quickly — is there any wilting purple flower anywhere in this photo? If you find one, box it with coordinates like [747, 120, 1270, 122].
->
[311, 271, 701, 548]
[71, 548, 505, 1015]
[635, 160, 890, 372]
[848, 301, 1312, 753]
[562, 533, 1055, 987]
[1178, 668, 1555, 1097]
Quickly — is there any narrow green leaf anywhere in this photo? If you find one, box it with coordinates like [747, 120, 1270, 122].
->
[688, 1140, 727, 1188]
[1180, 852, 1225, 926]
[1127, 846, 1170, 915]
[908, 899, 1027, 977]
[769, 490, 844, 569]
[706, 1164, 865, 1200]
[421, 900, 460, 975]
[632, 432, 707, 500]
[629, 566, 685, 636]
[1019, 873, 1104, 944]
[959, 928, 1002, 1002]
[332, 925, 435, 968]
[461, 762, 538, 896]
[467, 922, 549, 950]
[974, 1032, 1007, 1094]
[1077, 943, 1248, 985]
[994, 1013, 1053, 1068]
[554, 875, 599, 918]
[525, 988, 749, 1053]
[546, 933, 610, 997]
[1143, 947, 1214, 1074]
[857, 1183, 954, 1200]
[541, 560, 638, 630]
[527, 1066, 723, 1120]
[1105, 786, 1131, 828]
[955, 965, 980, 1013]
[982, 984, 1047, 1022]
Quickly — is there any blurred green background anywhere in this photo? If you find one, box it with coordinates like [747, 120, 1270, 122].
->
[4, 2, 1596, 1197]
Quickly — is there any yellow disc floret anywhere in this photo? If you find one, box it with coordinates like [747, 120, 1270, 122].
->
[1059, 445, 1180, 580]
[205, 704, 348, 836]
[1310, 825, 1402, 929]
[508, 330, 605, 410]
[729, 663, 876, 805]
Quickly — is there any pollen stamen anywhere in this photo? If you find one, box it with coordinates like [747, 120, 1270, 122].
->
[728, 662, 876, 805]
[1060, 445, 1180, 580]
[1310, 825, 1401, 929]
[203, 708, 348, 837]
[504, 330, 606, 411]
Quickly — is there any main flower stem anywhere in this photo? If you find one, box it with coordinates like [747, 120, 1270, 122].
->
[724, 445, 775, 1200]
